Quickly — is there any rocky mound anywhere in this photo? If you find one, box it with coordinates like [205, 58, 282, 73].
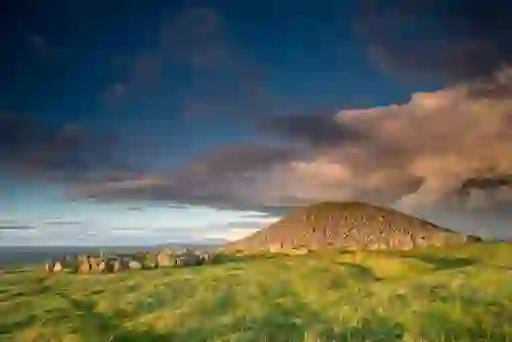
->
[226, 201, 480, 253]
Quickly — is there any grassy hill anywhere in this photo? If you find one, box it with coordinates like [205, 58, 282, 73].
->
[1, 243, 511, 341]
[227, 201, 472, 253]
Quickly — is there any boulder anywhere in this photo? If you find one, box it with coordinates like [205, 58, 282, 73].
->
[199, 252, 214, 264]
[53, 262, 63, 272]
[46, 261, 63, 273]
[128, 260, 142, 269]
[466, 234, 483, 243]
[78, 261, 91, 274]
[88, 256, 105, 273]
[156, 251, 172, 268]
[106, 259, 121, 273]
[175, 253, 201, 267]
[60, 255, 76, 269]
[120, 258, 131, 269]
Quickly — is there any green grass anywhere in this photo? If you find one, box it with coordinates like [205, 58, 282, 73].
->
[1, 243, 511, 342]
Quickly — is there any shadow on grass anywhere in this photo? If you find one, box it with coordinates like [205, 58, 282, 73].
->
[335, 262, 381, 281]
[337, 317, 405, 342]
[0, 314, 38, 335]
[3, 267, 32, 274]
[5, 276, 52, 301]
[400, 254, 475, 271]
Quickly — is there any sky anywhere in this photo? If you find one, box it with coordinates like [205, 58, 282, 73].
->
[1, 0, 512, 245]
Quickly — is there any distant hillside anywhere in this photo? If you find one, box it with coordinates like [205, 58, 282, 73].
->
[226, 201, 478, 253]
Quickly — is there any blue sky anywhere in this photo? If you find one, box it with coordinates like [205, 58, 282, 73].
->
[1, 0, 512, 245]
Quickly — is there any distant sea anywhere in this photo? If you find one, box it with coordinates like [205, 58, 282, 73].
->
[0, 241, 226, 267]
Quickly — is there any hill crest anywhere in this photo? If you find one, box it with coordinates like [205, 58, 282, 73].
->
[226, 201, 477, 253]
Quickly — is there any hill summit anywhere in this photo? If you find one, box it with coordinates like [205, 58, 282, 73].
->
[226, 201, 479, 253]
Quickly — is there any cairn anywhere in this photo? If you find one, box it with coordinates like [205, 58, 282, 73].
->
[44, 248, 219, 276]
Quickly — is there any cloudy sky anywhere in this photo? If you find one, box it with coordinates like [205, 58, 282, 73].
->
[1, 0, 512, 245]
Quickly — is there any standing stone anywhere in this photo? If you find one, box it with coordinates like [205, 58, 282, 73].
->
[156, 251, 172, 267]
[52, 262, 63, 272]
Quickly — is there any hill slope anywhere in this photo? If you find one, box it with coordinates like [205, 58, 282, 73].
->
[0, 244, 511, 341]
[227, 201, 473, 253]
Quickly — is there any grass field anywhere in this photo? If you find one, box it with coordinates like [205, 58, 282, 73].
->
[1, 243, 511, 342]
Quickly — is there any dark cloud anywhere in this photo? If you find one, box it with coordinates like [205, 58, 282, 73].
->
[459, 175, 512, 193]
[259, 112, 365, 147]
[185, 145, 295, 177]
[0, 225, 35, 231]
[356, 0, 512, 89]
[76, 144, 297, 211]
[0, 114, 126, 182]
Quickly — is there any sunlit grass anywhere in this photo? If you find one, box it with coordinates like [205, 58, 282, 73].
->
[1, 243, 511, 341]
